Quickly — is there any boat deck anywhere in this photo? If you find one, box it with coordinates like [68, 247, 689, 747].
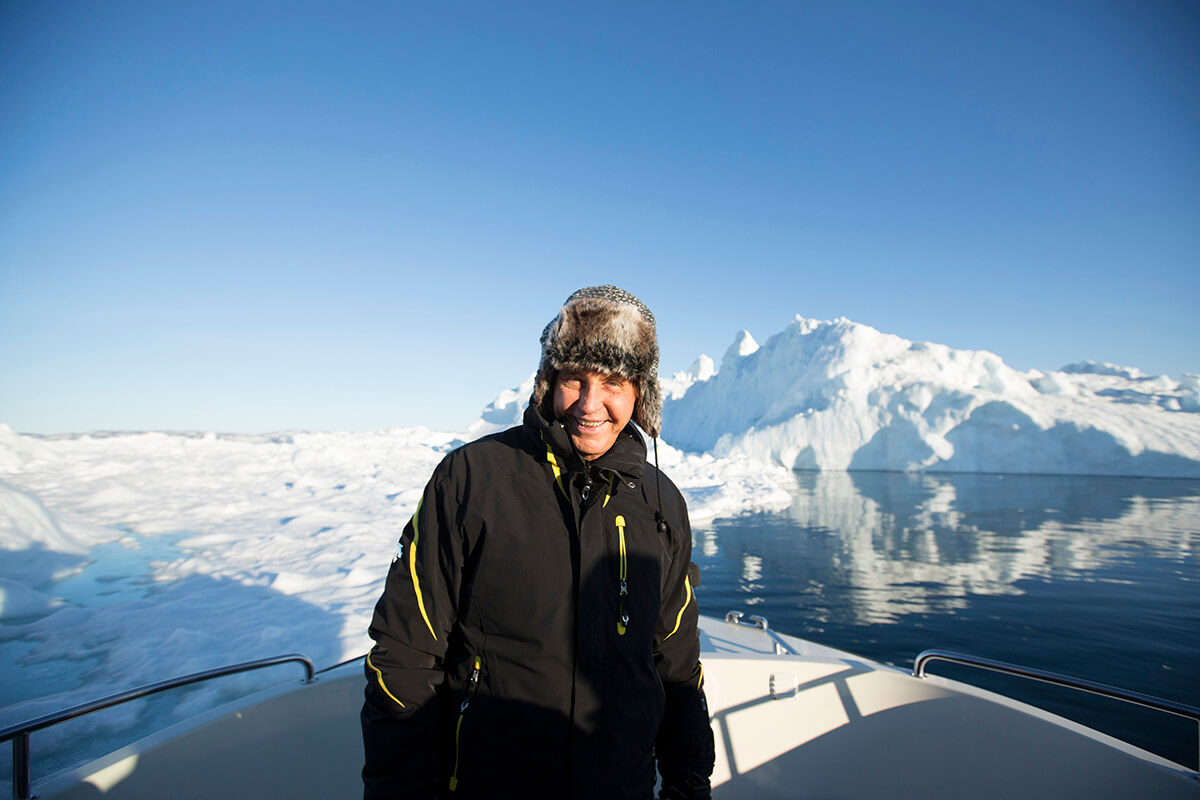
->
[25, 616, 1200, 799]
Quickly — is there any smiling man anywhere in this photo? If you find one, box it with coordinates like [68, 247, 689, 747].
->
[362, 286, 714, 799]
[553, 367, 636, 459]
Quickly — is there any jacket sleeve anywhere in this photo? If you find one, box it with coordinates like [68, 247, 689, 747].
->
[653, 486, 716, 799]
[361, 462, 464, 799]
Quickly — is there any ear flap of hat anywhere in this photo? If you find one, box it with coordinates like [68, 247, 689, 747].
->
[532, 363, 557, 424]
[635, 375, 662, 439]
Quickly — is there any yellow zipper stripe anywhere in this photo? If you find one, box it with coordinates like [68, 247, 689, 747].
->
[602, 473, 615, 507]
[449, 656, 482, 793]
[616, 515, 627, 581]
[616, 515, 627, 636]
[545, 442, 567, 497]
[365, 652, 406, 709]
[408, 496, 437, 642]
[664, 575, 693, 641]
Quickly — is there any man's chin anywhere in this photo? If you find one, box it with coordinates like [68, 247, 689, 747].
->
[569, 430, 615, 460]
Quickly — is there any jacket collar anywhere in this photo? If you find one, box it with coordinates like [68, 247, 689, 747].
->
[524, 404, 646, 483]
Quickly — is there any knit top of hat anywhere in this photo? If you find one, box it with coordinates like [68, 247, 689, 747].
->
[563, 285, 656, 327]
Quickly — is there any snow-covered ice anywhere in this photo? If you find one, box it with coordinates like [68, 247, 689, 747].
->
[0, 424, 794, 774]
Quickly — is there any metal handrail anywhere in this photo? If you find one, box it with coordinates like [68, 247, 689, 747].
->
[2, 653, 314, 800]
[724, 611, 798, 656]
[914, 649, 1200, 774]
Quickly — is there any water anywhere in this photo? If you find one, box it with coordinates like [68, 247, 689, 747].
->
[692, 471, 1200, 770]
[51, 531, 189, 609]
[0, 532, 188, 709]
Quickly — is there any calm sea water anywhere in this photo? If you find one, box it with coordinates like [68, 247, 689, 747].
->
[691, 471, 1200, 770]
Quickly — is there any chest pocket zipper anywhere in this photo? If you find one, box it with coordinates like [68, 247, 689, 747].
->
[616, 515, 629, 636]
[448, 656, 482, 792]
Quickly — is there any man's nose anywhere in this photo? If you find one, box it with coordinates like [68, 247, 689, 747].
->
[578, 380, 603, 413]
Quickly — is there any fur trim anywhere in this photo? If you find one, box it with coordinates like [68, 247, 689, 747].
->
[531, 286, 662, 438]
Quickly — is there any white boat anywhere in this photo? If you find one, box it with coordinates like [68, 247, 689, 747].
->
[5, 613, 1198, 799]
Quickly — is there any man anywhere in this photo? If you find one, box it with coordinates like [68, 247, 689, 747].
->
[362, 286, 715, 799]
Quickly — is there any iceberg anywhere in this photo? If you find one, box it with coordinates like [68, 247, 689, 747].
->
[661, 316, 1200, 478]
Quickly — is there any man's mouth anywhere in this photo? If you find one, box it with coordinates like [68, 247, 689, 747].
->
[575, 419, 606, 429]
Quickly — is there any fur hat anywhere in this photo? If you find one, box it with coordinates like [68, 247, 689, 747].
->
[532, 285, 663, 438]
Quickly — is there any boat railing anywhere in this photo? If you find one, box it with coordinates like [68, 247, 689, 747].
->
[724, 611, 799, 656]
[0, 653, 315, 800]
[914, 649, 1200, 775]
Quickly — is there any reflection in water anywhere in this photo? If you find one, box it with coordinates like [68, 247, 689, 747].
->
[692, 471, 1200, 768]
[698, 471, 1200, 626]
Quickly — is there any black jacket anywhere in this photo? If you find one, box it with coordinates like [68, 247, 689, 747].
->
[362, 406, 713, 799]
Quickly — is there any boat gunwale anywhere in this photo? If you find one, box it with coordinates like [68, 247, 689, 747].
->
[11, 615, 1200, 798]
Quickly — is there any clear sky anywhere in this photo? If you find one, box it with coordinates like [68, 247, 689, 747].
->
[2, 1, 1197, 434]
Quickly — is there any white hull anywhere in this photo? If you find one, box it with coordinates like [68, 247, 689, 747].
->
[25, 615, 1200, 799]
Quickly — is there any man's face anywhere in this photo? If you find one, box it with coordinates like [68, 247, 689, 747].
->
[552, 368, 637, 461]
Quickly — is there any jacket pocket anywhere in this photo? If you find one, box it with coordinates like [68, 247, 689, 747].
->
[448, 656, 482, 792]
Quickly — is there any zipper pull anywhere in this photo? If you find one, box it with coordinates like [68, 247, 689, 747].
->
[460, 657, 481, 713]
[619, 578, 629, 634]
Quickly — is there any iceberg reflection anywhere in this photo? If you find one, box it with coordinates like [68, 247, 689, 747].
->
[695, 471, 1200, 626]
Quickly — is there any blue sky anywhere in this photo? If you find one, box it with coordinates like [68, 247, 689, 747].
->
[2, 1, 1197, 433]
